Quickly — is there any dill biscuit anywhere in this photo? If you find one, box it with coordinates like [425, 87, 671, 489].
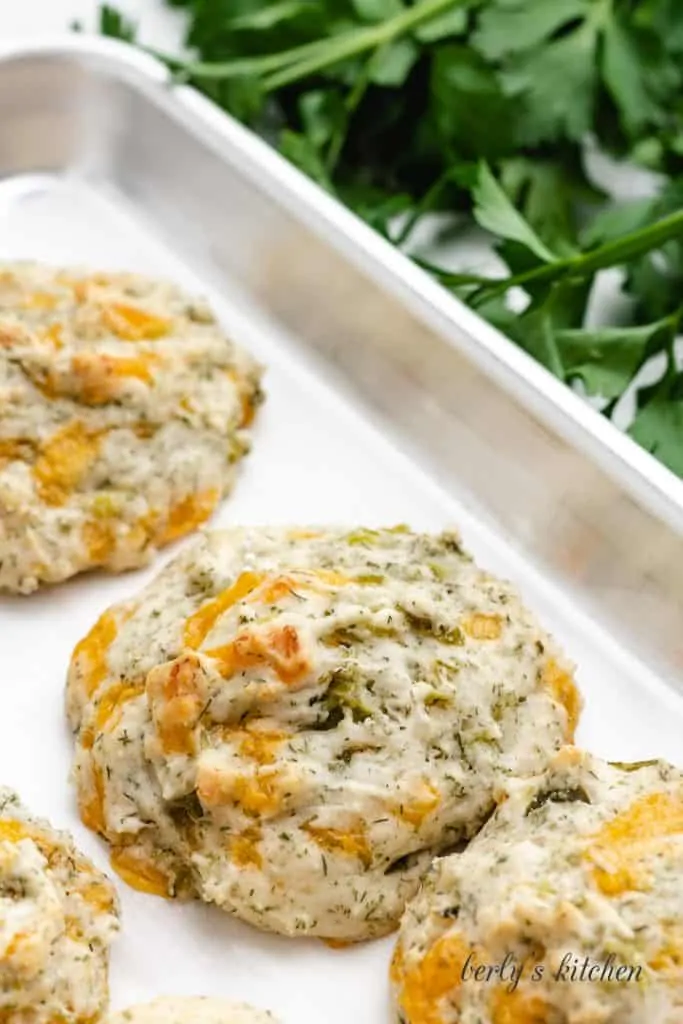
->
[107, 997, 278, 1024]
[0, 787, 119, 1023]
[0, 263, 263, 593]
[392, 748, 683, 1024]
[67, 525, 579, 941]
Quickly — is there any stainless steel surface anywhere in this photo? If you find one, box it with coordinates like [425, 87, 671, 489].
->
[0, 37, 682, 1022]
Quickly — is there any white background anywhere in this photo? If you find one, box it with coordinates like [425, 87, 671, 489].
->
[0, 0, 184, 49]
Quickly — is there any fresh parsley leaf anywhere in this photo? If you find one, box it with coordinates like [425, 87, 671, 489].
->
[502, 279, 591, 377]
[414, 7, 468, 43]
[279, 130, 335, 190]
[601, 16, 665, 136]
[625, 247, 683, 323]
[299, 90, 346, 150]
[623, 180, 683, 321]
[430, 46, 518, 161]
[221, 78, 267, 125]
[368, 38, 419, 86]
[499, 155, 594, 254]
[99, 2, 136, 42]
[224, 2, 317, 32]
[501, 25, 599, 145]
[352, 0, 405, 22]
[339, 184, 414, 238]
[472, 162, 557, 263]
[654, 1, 683, 56]
[555, 320, 674, 400]
[580, 197, 654, 249]
[630, 371, 683, 476]
[505, 291, 568, 378]
[472, 0, 588, 62]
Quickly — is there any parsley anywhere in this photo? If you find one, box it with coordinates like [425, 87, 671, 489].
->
[97, 3, 137, 43]
[95, 0, 683, 477]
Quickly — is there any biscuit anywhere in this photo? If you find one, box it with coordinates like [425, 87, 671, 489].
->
[0, 788, 119, 1023]
[392, 748, 683, 1023]
[0, 263, 262, 593]
[107, 997, 277, 1023]
[67, 526, 579, 941]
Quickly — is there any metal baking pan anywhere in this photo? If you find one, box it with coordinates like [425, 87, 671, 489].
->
[1, 36, 682, 1024]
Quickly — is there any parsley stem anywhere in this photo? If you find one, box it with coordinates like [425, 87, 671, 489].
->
[159, 0, 467, 90]
[451, 208, 683, 307]
[156, 43, 327, 82]
[264, 0, 467, 90]
[394, 169, 458, 248]
[536, 208, 683, 284]
[413, 257, 492, 287]
[325, 57, 372, 175]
